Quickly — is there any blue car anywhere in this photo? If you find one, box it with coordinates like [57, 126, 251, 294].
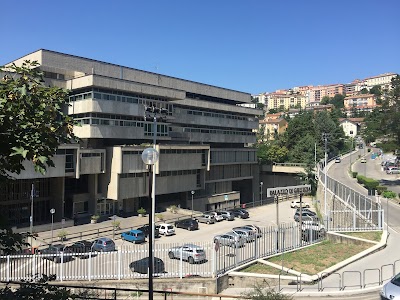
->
[121, 229, 146, 244]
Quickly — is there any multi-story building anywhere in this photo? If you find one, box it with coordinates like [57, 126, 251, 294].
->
[1, 49, 262, 228]
[307, 84, 345, 104]
[343, 94, 376, 115]
[262, 90, 307, 111]
[259, 115, 288, 141]
[339, 118, 364, 138]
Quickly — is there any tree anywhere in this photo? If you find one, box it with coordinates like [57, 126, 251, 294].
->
[321, 96, 330, 105]
[330, 94, 345, 109]
[0, 60, 77, 180]
[381, 75, 400, 144]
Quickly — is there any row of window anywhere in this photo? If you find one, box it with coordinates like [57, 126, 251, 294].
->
[81, 153, 102, 157]
[69, 91, 171, 114]
[160, 149, 205, 154]
[120, 169, 198, 178]
[187, 110, 248, 121]
[183, 127, 254, 136]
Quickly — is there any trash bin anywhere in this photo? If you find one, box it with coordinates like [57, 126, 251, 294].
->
[242, 203, 246, 209]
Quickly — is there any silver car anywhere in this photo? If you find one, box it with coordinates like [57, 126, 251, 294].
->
[380, 272, 400, 299]
[230, 228, 255, 242]
[218, 210, 235, 221]
[92, 237, 115, 252]
[168, 244, 206, 264]
[214, 232, 245, 248]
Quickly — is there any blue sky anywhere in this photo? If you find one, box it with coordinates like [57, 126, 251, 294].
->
[2, 0, 399, 94]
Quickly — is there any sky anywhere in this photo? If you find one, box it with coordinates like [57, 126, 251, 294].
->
[2, 0, 399, 95]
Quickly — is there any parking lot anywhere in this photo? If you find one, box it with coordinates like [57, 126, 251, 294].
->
[2, 198, 319, 281]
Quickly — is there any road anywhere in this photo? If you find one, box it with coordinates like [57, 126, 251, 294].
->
[330, 148, 400, 233]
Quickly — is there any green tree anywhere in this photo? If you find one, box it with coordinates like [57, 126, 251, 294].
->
[0, 60, 77, 180]
[360, 88, 369, 94]
[330, 94, 345, 109]
[321, 96, 330, 105]
[381, 75, 400, 144]
[265, 144, 289, 163]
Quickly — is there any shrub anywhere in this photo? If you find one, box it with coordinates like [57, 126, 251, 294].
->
[364, 178, 380, 190]
[356, 175, 366, 184]
[137, 207, 146, 215]
[352, 171, 358, 178]
[168, 205, 178, 214]
[91, 215, 100, 221]
[383, 191, 397, 199]
[367, 148, 371, 152]
[376, 186, 388, 195]
[57, 229, 68, 241]
[156, 213, 164, 221]
[111, 220, 120, 230]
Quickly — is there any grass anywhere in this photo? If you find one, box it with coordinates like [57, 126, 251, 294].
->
[240, 240, 371, 275]
[340, 231, 382, 242]
[241, 262, 284, 275]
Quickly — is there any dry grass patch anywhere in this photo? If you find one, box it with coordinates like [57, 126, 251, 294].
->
[340, 231, 382, 242]
[241, 262, 283, 275]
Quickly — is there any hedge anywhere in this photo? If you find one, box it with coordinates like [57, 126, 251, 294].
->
[352, 171, 358, 178]
[383, 191, 397, 199]
[356, 175, 379, 190]
[376, 186, 388, 195]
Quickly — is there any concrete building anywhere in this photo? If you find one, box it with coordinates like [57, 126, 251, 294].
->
[1, 49, 262, 228]
[259, 116, 288, 141]
[263, 91, 307, 111]
[339, 118, 364, 138]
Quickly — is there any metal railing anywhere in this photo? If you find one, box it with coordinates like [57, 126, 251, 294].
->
[0, 223, 323, 282]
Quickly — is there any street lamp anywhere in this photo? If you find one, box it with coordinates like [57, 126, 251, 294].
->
[141, 147, 159, 300]
[191, 191, 195, 217]
[50, 208, 55, 244]
[260, 182, 263, 205]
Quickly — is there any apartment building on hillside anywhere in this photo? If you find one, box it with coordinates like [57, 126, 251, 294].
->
[343, 94, 377, 116]
[262, 91, 307, 111]
[1, 49, 262, 228]
[259, 116, 288, 141]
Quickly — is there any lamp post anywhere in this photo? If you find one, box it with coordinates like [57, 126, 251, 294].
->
[191, 191, 195, 217]
[141, 147, 159, 300]
[260, 182, 263, 205]
[50, 208, 55, 244]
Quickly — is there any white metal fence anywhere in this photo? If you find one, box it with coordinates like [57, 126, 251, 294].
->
[0, 223, 323, 282]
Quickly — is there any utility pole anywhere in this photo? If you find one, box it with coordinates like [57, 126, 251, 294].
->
[322, 133, 329, 218]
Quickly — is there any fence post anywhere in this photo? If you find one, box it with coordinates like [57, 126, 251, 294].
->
[88, 251, 92, 281]
[118, 249, 121, 280]
[212, 242, 216, 278]
[6, 255, 10, 282]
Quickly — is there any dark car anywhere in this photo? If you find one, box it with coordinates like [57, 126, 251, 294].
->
[295, 208, 317, 216]
[294, 211, 317, 222]
[129, 257, 165, 274]
[301, 228, 324, 242]
[229, 208, 249, 219]
[38, 244, 73, 263]
[136, 224, 160, 238]
[66, 240, 95, 258]
[174, 219, 199, 231]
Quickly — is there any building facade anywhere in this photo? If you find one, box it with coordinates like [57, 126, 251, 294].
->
[1, 49, 262, 228]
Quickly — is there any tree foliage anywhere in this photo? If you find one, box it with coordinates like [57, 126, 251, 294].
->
[0, 61, 77, 180]
[381, 75, 400, 144]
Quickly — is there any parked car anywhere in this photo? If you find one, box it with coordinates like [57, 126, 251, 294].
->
[295, 208, 316, 216]
[218, 210, 235, 221]
[335, 157, 341, 163]
[234, 225, 262, 237]
[383, 161, 396, 170]
[301, 228, 324, 242]
[158, 223, 175, 236]
[294, 211, 317, 222]
[209, 211, 224, 222]
[92, 237, 115, 252]
[228, 208, 249, 219]
[301, 220, 326, 236]
[360, 157, 367, 163]
[121, 229, 146, 244]
[214, 232, 245, 248]
[230, 228, 256, 242]
[66, 240, 95, 258]
[380, 272, 400, 300]
[174, 218, 199, 231]
[168, 244, 206, 264]
[136, 224, 160, 238]
[386, 166, 400, 174]
[290, 200, 310, 208]
[38, 244, 73, 263]
[129, 257, 165, 274]
[195, 214, 216, 224]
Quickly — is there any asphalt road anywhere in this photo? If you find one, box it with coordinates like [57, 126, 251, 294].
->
[330, 148, 400, 233]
